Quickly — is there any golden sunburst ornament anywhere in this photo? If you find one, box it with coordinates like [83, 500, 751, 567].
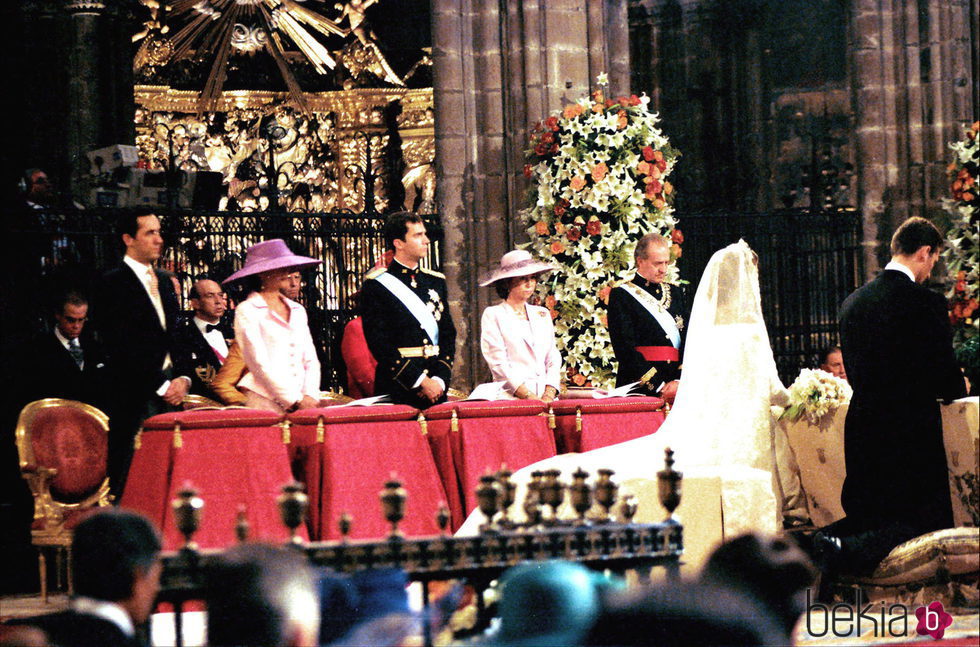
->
[134, 0, 400, 111]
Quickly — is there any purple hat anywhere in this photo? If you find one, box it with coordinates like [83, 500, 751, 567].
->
[479, 249, 556, 287]
[222, 239, 321, 284]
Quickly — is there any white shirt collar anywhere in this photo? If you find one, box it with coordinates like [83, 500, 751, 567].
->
[53, 327, 74, 349]
[194, 316, 220, 334]
[71, 596, 135, 637]
[123, 254, 153, 278]
[884, 260, 916, 283]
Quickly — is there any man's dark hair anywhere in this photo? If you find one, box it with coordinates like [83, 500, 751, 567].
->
[383, 211, 423, 251]
[71, 509, 161, 602]
[116, 207, 159, 239]
[890, 216, 943, 256]
[819, 345, 841, 365]
[206, 543, 318, 647]
[55, 291, 88, 313]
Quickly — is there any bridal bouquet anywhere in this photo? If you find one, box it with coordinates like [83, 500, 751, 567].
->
[520, 73, 681, 388]
[782, 368, 853, 424]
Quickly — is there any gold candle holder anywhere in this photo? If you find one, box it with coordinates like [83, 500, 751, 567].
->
[657, 447, 682, 523]
[540, 469, 566, 524]
[235, 504, 249, 543]
[475, 473, 501, 532]
[172, 484, 203, 551]
[569, 467, 592, 525]
[338, 512, 352, 542]
[594, 468, 619, 523]
[277, 482, 308, 545]
[380, 475, 407, 539]
[619, 493, 638, 523]
[496, 467, 516, 529]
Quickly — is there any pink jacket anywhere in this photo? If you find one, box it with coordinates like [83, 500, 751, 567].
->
[234, 292, 321, 408]
[480, 303, 562, 396]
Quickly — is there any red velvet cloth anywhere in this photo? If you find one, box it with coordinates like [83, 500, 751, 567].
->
[289, 405, 446, 540]
[443, 401, 556, 517]
[340, 317, 377, 399]
[121, 410, 300, 550]
[550, 396, 666, 453]
[29, 407, 107, 500]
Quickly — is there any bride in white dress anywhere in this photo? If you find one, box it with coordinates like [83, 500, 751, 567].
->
[457, 240, 792, 545]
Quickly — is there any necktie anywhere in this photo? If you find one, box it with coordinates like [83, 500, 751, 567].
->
[147, 268, 160, 298]
[68, 338, 84, 369]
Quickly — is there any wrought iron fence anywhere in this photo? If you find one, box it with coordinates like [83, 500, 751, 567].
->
[677, 208, 865, 384]
[8, 208, 442, 391]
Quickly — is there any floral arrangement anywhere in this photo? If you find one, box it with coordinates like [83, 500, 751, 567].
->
[782, 368, 853, 424]
[520, 73, 681, 388]
[941, 120, 979, 347]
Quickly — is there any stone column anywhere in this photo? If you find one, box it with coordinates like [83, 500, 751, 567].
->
[848, 0, 976, 276]
[432, 0, 629, 389]
[66, 1, 107, 202]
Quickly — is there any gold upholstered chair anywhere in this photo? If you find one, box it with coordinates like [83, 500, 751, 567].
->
[15, 398, 113, 602]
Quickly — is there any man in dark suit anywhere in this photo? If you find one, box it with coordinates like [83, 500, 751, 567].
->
[175, 278, 232, 400]
[822, 217, 967, 574]
[94, 209, 192, 498]
[360, 212, 455, 408]
[8, 509, 162, 647]
[607, 233, 687, 402]
[21, 291, 110, 410]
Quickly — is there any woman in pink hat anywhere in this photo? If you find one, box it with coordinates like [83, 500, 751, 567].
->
[223, 239, 322, 412]
[479, 250, 562, 401]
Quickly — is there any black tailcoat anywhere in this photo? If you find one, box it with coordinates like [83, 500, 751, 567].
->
[20, 330, 110, 411]
[839, 269, 965, 534]
[607, 277, 687, 389]
[360, 261, 456, 408]
[94, 262, 192, 495]
[8, 610, 144, 647]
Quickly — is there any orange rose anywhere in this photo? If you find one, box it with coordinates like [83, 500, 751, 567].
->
[586, 219, 602, 236]
[535, 221, 549, 235]
[637, 161, 651, 176]
[572, 373, 587, 386]
[598, 285, 611, 303]
[563, 104, 583, 119]
[600, 313, 608, 327]
[545, 116, 559, 131]
[650, 164, 662, 180]
[671, 229, 684, 244]
[550, 241, 565, 254]
[653, 198, 666, 209]
[963, 192, 975, 202]
[592, 102, 604, 114]
[554, 222, 566, 235]
[671, 243, 683, 259]
[566, 226, 582, 242]
[545, 294, 557, 308]
[523, 164, 533, 179]
[641, 146, 655, 161]
[617, 110, 628, 129]
[570, 176, 587, 191]
[591, 163, 608, 182]
[653, 150, 664, 162]
[663, 181, 673, 195]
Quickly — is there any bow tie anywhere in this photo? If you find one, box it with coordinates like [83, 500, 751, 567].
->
[205, 324, 221, 333]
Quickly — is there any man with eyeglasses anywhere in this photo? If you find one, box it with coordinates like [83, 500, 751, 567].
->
[175, 277, 233, 401]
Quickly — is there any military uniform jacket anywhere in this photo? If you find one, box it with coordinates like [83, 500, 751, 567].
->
[607, 276, 687, 389]
[174, 315, 233, 399]
[360, 260, 456, 407]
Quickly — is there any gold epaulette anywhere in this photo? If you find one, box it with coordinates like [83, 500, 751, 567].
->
[365, 267, 387, 280]
[420, 267, 445, 279]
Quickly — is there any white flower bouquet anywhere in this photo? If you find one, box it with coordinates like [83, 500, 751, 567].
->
[782, 368, 853, 424]
[520, 74, 681, 388]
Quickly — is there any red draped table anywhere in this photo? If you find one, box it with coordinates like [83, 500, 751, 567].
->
[120, 396, 668, 543]
[120, 409, 301, 549]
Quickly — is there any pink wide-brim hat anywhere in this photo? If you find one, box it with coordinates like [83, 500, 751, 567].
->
[222, 239, 321, 284]
[479, 249, 556, 287]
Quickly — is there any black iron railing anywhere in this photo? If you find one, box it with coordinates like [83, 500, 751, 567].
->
[8, 208, 442, 391]
[678, 208, 865, 384]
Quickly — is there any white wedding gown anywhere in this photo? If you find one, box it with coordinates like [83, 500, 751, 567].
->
[457, 241, 793, 554]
